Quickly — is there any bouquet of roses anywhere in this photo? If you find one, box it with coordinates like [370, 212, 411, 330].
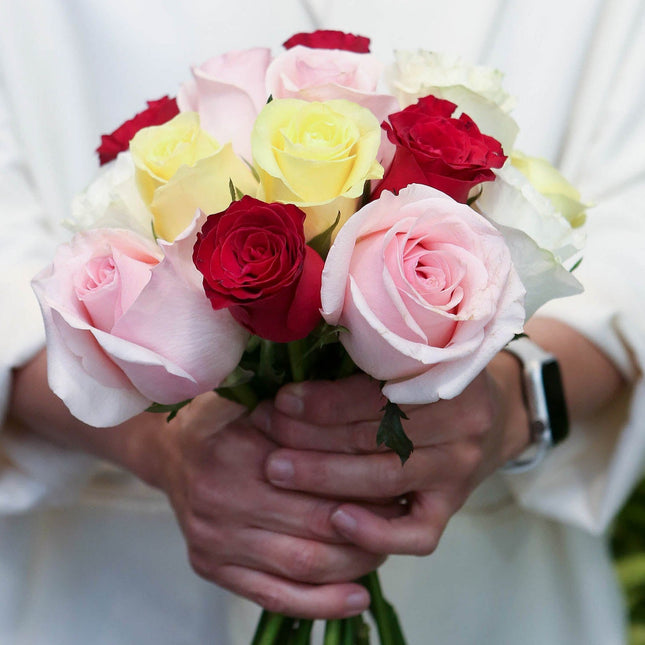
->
[32, 29, 587, 645]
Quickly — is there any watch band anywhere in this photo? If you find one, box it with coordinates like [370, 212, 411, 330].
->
[499, 335, 569, 474]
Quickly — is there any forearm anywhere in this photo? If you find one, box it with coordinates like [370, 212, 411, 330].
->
[8, 348, 165, 488]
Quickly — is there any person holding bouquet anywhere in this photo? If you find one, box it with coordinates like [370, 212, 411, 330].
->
[1, 1, 644, 644]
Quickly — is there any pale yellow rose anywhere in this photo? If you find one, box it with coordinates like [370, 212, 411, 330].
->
[130, 112, 257, 241]
[510, 151, 587, 228]
[251, 98, 383, 240]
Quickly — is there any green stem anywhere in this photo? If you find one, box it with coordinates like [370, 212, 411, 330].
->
[353, 615, 371, 645]
[226, 382, 259, 409]
[324, 619, 343, 645]
[288, 338, 307, 383]
[361, 571, 406, 645]
[341, 617, 355, 645]
[291, 619, 313, 644]
[259, 340, 275, 384]
[250, 612, 287, 645]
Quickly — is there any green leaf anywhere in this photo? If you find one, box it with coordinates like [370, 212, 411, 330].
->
[377, 400, 414, 465]
[146, 399, 192, 422]
[360, 179, 372, 209]
[242, 158, 261, 183]
[266, 94, 273, 103]
[308, 211, 342, 259]
[228, 178, 245, 201]
[569, 256, 583, 273]
[467, 186, 483, 206]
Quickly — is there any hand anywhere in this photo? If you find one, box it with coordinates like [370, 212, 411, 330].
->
[146, 392, 397, 619]
[9, 351, 395, 619]
[250, 356, 530, 557]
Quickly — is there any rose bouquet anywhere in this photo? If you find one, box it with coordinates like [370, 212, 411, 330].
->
[32, 29, 586, 645]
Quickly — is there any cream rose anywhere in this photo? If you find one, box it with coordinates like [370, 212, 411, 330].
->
[66, 152, 153, 239]
[130, 112, 257, 241]
[387, 50, 518, 151]
[510, 151, 587, 228]
[476, 161, 584, 317]
[251, 98, 383, 240]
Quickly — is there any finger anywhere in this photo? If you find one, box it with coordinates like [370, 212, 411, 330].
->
[265, 444, 482, 500]
[258, 487, 407, 539]
[231, 529, 386, 584]
[330, 493, 453, 556]
[204, 563, 371, 619]
[254, 388, 494, 453]
[251, 401, 383, 453]
[274, 374, 386, 425]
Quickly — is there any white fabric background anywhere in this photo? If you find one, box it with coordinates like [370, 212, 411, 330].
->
[0, 0, 643, 643]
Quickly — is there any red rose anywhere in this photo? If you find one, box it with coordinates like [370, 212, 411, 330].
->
[193, 196, 324, 343]
[373, 95, 506, 203]
[283, 30, 370, 53]
[96, 96, 179, 166]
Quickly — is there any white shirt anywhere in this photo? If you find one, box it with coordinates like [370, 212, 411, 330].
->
[0, 1, 644, 643]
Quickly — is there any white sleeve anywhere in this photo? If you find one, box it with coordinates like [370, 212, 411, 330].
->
[0, 73, 97, 514]
[503, 2, 645, 535]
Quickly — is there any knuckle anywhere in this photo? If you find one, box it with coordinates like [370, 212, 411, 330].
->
[411, 531, 439, 556]
[306, 500, 336, 539]
[188, 548, 215, 580]
[186, 476, 219, 513]
[463, 398, 496, 440]
[253, 587, 288, 615]
[459, 443, 485, 475]
[290, 543, 324, 580]
[348, 422, 378, 453]
[375, 457, 405, 496]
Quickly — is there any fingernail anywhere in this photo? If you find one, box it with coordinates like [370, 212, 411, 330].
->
[249, 406, 270, 432]
[275, 384, 304, 416]
[345, 590, 369, 614]
[331, 509, 357, 535]
[266, 456, 294, 484]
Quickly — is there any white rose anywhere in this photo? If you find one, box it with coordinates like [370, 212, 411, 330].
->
[66, 152, 153, 239]
[476, 162, 584, 317]
[386, 50, 518, 151]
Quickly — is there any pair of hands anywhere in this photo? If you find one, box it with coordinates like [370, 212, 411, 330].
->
[154, 359, 527, 619]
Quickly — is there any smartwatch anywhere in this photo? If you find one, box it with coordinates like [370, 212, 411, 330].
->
[500, 335, 569, 473]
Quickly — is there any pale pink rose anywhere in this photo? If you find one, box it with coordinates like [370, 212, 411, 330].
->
[321, 184, 526, 404]
[266, 45, 399, 124]
[177, 48, 272, 160]
[32, 223, 247, 427]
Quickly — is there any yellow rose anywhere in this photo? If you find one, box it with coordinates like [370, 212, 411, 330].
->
[130, 112, 257, 241]
[510, 151, 587, 228]
[252, 98, 383, 240]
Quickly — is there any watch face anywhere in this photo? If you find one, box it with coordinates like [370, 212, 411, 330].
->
[542, 360, 569, 444]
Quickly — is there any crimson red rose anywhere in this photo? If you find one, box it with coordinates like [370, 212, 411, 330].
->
[96, 96, 179, 166]
[193, 196, 324, 343]
[373, 95, 506, 203]
[283, 30, 370, 53]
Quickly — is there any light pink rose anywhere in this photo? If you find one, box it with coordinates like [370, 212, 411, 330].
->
[177, 48, 272, 160]
[266, 45, 399, 124]
[321, 184, 525, 404]
[32, 224, 247, 427]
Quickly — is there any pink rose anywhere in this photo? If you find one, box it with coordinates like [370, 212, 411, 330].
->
[32, 225, 247, 426]
[321, 184, 525, 404]
[177, 48, 272, 160]
[266, 46, 398, 125]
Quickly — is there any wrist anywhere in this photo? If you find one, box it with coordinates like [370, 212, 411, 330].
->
[487, 351, 532, 464]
